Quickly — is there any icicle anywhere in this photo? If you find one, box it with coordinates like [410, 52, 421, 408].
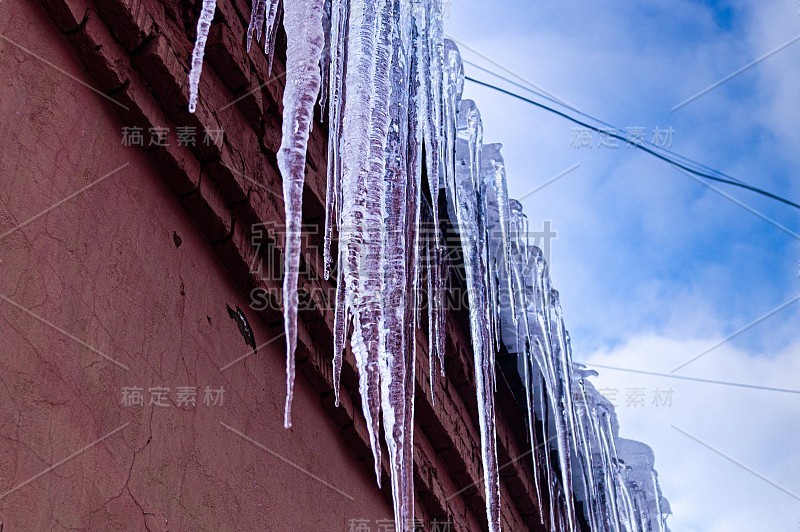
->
[375, 0, 417, 526]
[323, 0, 348, 282]
[548, 289, 578, 530]
[573, 379, 600, 531]
[521, 349, 544, 522]
[246, 0, 268, 52]
[442, 39, 464, 214]
[278, 0, 325, 429]
[264, 2, 282, 73]
[538, 370, 557, 529]
[425, 234, 436, 399]
[481, 144, 515, 327]
[187, 0, 217, 113]
[402, 7, 424, 522]
[245, 0, 282, 68]
[435, 233, 447, 377]
[452, 99, 502, 531]
[319, 0, 333, 115]
[335, 0, 386, 485]
[332, 265, 347, 406]
[505, 200, 530, 355]
[415, 0, 443, 307]
[420, 5, 446, 385]
[481, 143, 515, 362]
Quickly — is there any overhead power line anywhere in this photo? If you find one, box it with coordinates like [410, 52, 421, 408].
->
[461, 58, 746, 186]
[464, 75, 800, 211]
[447, 35, 580, 111]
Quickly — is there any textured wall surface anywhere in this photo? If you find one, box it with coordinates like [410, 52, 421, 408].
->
[0, 1, 544, 530]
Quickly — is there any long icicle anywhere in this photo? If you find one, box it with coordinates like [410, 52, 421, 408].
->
[453, 99, 502, 531]
[279, 0, 325, 428]
[378, 1, 415, 507]
[326, 0, 348, 404]
[187, 0, 217, 113]
[338, 0, 385, 484]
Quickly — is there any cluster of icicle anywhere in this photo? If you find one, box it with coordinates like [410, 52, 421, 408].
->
[321, 1, 449, 528]
[189, 1, 447, 529]
[572, 374, 672, 531]
[442, 41, 671, 531]
[445, 46, 669, 532]
[187, 1, 670, 530]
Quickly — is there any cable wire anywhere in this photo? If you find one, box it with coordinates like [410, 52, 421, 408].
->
[461, 58, 746, 186]
[465, 75, 800, 210]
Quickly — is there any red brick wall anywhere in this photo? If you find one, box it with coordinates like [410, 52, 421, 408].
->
[0, 1, 545, 529]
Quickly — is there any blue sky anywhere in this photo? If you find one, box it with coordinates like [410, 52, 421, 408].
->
[446, 1, 800, 530]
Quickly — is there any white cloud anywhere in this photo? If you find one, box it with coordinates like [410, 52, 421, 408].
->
[583, 334, 800, 531]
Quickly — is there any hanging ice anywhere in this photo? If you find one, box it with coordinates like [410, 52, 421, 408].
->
[441, 38, 671, 532]
[277, 0, 325, 429]
[450, 99, 502, 530]
[245, 0, 281, 70]
[323, 0, 437, 526]
[187, 0, 217, 113]
[190, 0, 281, 114]
[186, 5, 671, 531]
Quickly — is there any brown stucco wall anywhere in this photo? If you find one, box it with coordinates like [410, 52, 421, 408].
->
[0, 0, 547, 530]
